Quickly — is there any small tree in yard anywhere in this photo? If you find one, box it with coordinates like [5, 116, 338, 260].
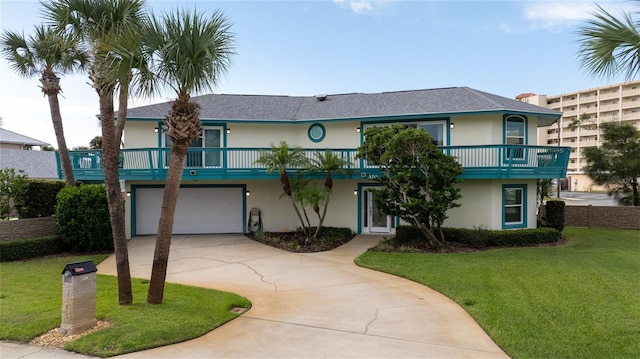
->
[358, 124, 463, 249]
[583, 122, 640, 206]
[0, 168, 28, 219]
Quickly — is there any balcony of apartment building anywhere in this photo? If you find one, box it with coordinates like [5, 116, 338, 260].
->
[621, 87, 640, 97]
[599, 88, 620, 101]
[621, 112, 640, 120]
[621, 99, 640, 109]
[598, 103, 620, 112]
[561, 129, 578, 138]
[578, 93, 597, 104]
[562, 108, 578, 117]
[561, 98, 578, 106]
[579, 139, 598, 147]
[578, 128, 598, 137]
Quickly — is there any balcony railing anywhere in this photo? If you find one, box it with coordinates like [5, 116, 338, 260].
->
[58, 145, 570, 181]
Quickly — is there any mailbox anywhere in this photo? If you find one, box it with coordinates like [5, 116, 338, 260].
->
[61, 260, 97, 335]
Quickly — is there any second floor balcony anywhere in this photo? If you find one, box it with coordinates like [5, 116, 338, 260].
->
[58, 145, 571, 182]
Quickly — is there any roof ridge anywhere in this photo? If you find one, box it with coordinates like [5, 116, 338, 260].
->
[461, 87, 505, 108]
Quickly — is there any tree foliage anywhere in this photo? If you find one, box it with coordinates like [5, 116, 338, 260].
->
[583, 122, 640, 206]
[577, 3, 640, 80]
[358, 124, 463, 249]
[256, 144, 353, 240]
[0, 168, 28, 219]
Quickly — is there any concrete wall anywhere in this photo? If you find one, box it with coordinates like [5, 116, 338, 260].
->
[0, 217, 56, 241]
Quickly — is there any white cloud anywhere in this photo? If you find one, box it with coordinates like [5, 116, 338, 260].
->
[333, 0, 393, 15]
[523, 1, 635, 30]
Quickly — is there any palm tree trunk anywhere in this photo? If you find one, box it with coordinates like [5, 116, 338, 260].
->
[40, 70, 75, 187]
[147, 140, 188, 304]
[115, 74, 130, 144]
[46, 93, 75, 186]
[99, 88, 133, 305]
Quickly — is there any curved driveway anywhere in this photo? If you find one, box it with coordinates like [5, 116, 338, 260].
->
[96, 234, 508, 358]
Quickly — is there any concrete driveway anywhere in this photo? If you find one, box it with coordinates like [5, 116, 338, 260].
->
[94, 234, 508, 358]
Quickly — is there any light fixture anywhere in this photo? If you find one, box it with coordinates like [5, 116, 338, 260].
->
[353, 189, 358, 196]
[126, 192, 131, 197]
[356, 127, 361, 133]
[227, 128, 231, 134]
[245, 190, 250, 196]
[154, 127, 158, 133]
[450, 123, 455, 129]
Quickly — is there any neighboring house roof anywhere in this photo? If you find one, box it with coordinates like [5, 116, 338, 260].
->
[0, 128, 50, 147]
[0, 148, 58, 179]
[125, 87, 562, 126]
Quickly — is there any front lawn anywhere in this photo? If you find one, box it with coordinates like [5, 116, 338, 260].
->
[0, 255, 251, 357]
[356, 227, 640, 358]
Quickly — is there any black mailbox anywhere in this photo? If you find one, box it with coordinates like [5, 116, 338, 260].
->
[62, 260, 97, 276]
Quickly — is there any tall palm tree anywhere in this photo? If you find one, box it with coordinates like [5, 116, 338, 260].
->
[43, 0, 147, 305]
[142, 9, 235, 304]
[1, 25, 87, 187]
[577, 3, 640, 79]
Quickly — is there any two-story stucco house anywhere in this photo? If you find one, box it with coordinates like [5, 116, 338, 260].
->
[59, 87, 569, 238]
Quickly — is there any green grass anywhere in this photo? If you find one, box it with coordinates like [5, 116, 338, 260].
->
[356, 228, 640, 359]
[0, 255, 251, 357]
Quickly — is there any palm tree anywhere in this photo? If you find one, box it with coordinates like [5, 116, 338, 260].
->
[142, 9, 235, 304]
[308, 150, 353, 237]
[1, 25, 87, 187]
[255, 141, 311, 235]
[43, 0, 147, 305]
[577, 3, 640, 79]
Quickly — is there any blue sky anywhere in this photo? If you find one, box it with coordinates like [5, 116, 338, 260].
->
[0, 0, 634, 148]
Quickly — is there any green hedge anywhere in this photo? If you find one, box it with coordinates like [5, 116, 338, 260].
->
[395, 225, 562, 248]
[16, 180, 66, 218]
[545, 200, 566, 232]
[56, 185, 113, 252]
[0, 236, 68, 262]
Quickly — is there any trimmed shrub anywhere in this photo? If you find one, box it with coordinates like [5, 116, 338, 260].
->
[545, 200, 566, 232]
[16, 180, 66, 218]
[0, 236, 68, 262]
[394, 225, 562, 249]
[55, 184, 113, 252]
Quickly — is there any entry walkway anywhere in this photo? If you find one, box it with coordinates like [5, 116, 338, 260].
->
[2, 235, 508, 358]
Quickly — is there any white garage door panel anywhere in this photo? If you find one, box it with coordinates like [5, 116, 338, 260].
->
[136, 187, 243, 235]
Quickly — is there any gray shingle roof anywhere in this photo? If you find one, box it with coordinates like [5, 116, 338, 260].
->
[0, 128, 49, 146]
[125, 87, 561, 124]
[0, 149, 58, 179]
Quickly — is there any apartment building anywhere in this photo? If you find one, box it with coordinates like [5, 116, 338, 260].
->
[517, 80, 640, 191]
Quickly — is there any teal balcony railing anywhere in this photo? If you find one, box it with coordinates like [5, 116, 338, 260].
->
[56, 145, 570, 181]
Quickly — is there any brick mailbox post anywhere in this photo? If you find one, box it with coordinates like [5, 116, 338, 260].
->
[61, 260, 97, 335]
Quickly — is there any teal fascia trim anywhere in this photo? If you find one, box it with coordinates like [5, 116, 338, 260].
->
[130, 183, 247, 238]
[501, 184, 528, 229]
[127, 109, 560, 125]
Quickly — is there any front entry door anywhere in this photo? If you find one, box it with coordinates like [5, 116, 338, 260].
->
[363, 188, 394, 234]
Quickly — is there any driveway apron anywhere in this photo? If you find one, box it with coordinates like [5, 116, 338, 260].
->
[95, 234, 508, 358]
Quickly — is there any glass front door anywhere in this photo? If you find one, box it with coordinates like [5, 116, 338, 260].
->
[362, 187, 394, 233]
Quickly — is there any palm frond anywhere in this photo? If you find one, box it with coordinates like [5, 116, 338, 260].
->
[577, 4, 640, 80]
[144, 8, 235, 97]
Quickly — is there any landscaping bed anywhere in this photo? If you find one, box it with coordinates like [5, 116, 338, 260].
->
[245, 227, 355, 252]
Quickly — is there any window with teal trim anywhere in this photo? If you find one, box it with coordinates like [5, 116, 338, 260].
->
[503, 184, 527, 229]
[504, 115, 527, 161]
[308, 123, 326, 142]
